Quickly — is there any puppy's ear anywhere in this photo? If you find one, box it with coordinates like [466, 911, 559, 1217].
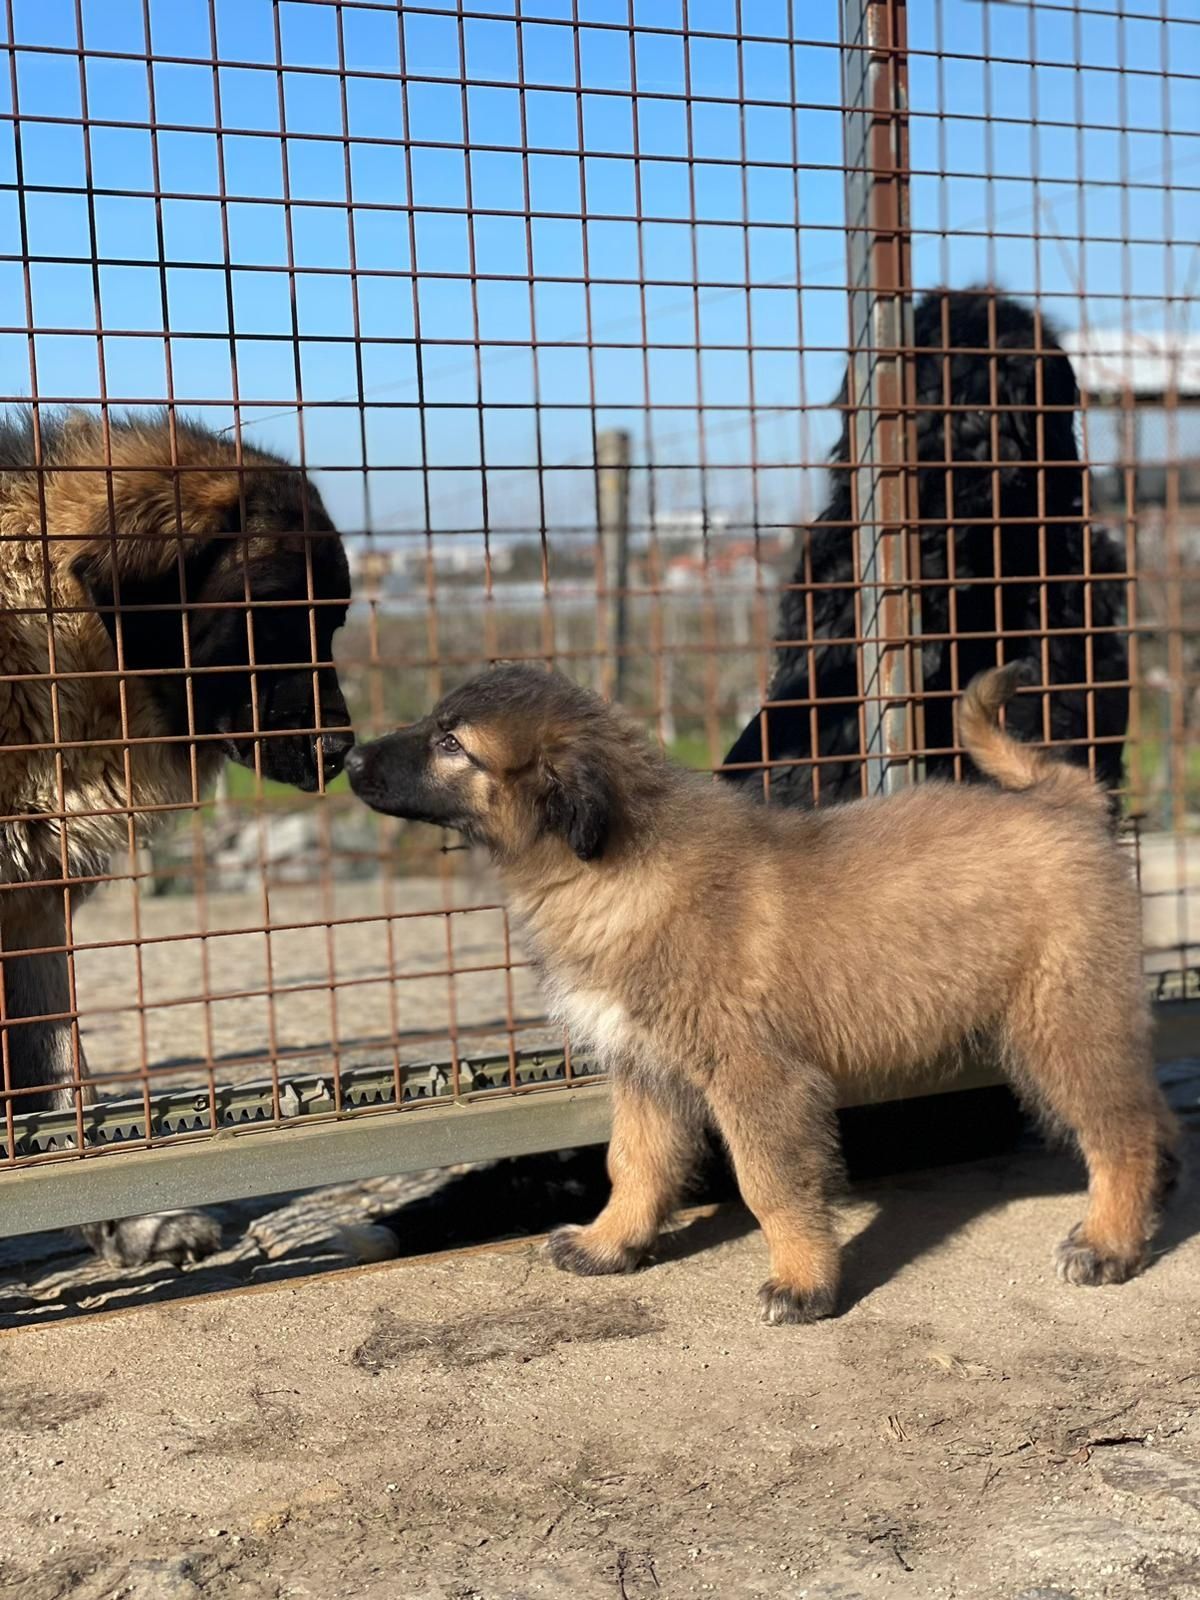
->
[540, 746, 614, 861]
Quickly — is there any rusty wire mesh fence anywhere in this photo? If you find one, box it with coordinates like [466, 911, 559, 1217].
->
[1, 0, 1198, 1218]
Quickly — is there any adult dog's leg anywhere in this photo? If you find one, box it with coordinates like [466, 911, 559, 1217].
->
[1, 894, 85, 1117]
[1, 893, 221, 1267]
[547, 1071, 706, 1275]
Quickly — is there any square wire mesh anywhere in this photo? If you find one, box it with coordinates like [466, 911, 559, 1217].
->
[0, 0, 1197, 1171]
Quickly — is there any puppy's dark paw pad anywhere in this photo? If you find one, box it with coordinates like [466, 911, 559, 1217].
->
[87, 1211, 223, 1269]
[1054, 1231, 1138, 1287]
[758, 1279, 837, 1325]
[545, 1226, 638, 1277]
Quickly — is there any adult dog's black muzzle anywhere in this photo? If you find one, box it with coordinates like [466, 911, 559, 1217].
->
[318, 725, 356, 777]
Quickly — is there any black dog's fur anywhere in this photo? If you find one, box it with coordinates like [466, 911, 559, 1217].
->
[721, 290, 1129, 807]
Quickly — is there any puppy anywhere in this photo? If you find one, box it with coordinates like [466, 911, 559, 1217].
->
[721, 289, 1130, 807]
[346, 662, 1176, 1322]
[0, 409, 353, 1265]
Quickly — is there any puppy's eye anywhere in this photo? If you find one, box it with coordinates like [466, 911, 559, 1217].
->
[436, 732, 462, 754]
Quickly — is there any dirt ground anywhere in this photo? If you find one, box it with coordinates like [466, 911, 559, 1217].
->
[72, 872, 544, 1084]
[3, 847, 1197, 1597]
[6, 1114, 1200, 1600]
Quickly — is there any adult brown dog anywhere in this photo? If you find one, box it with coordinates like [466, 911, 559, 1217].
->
[1, 410, 353, 1265]
[346, 662, 1177, 1323]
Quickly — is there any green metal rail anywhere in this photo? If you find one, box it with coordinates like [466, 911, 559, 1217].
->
[1, 1048, 592, 1163]
[1, 1001, 1197, 1241]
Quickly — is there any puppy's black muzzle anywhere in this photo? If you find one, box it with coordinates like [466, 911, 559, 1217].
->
[343, 742, 369, 790]
[345, 730, 454, 826]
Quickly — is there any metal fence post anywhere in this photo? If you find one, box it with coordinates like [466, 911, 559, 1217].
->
[597, 428, 632, 703]
[841, 0, 921, 793]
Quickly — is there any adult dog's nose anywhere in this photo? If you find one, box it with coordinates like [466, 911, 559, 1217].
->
[319, 727, 356, 778]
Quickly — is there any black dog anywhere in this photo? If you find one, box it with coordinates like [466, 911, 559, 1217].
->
[721, 289, 1129, 807]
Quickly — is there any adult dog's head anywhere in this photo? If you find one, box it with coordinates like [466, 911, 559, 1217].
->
[911, 288, 1083, 512]
[37, 411, 353, 791]
[346, 664, 666, 864]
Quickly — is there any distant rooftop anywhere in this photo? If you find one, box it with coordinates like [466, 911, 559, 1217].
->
[1062, 328, 1200, 401]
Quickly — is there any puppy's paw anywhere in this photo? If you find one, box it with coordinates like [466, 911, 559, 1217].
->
[545, 1225, 641, 1277]
[758, 1278, 838, 1325]
[82, 1211, 223, 1269]
[1054, 1226, 1141, 1288]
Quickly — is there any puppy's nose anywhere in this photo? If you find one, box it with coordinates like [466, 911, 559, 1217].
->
[342, 744, 365, 782]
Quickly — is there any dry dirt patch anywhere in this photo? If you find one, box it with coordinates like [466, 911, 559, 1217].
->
[4, 1129, 1200, 1599]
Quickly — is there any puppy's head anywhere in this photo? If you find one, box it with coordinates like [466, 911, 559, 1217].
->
[346, 665, 625, 863]
[52, 413, 354, 791]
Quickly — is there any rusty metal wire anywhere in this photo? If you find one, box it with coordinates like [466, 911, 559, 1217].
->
[0, 0, 1197, 1175]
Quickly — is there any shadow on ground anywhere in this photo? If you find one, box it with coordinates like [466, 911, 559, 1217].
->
[3, 1079, 1198, 1329]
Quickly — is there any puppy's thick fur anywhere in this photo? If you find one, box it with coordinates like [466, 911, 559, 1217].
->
[722, 289, 1130, 806]
[1, 410, 353, 1266]
[347, 662, 1175, 1323]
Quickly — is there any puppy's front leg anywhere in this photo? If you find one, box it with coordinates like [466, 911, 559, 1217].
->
[548, 1068, 705, 1276]
[707, 1065, 840, 1324]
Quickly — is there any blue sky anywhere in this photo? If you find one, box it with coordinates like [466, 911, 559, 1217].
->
[0, 0, 1197, 548]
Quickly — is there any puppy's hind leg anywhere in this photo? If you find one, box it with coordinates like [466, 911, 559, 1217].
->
[547, 1069, 706, 1277]
[1005, 969, 1178, 1287]
[706, 1063, 841, 1325]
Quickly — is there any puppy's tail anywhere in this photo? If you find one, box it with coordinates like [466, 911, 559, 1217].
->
[958, 662, 1109, 817]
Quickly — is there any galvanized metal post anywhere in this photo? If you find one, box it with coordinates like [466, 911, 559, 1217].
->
[597, 428, 631, 702]
[841, 0, 921, 793]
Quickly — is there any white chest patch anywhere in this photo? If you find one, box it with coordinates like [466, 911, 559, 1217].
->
[551, 984, 637, 1061]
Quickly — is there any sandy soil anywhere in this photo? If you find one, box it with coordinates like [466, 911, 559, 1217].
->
[3, 844, 1197, 1597]
[71, 872, 546, 1087]
[5, 1121, 1200, 1600]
